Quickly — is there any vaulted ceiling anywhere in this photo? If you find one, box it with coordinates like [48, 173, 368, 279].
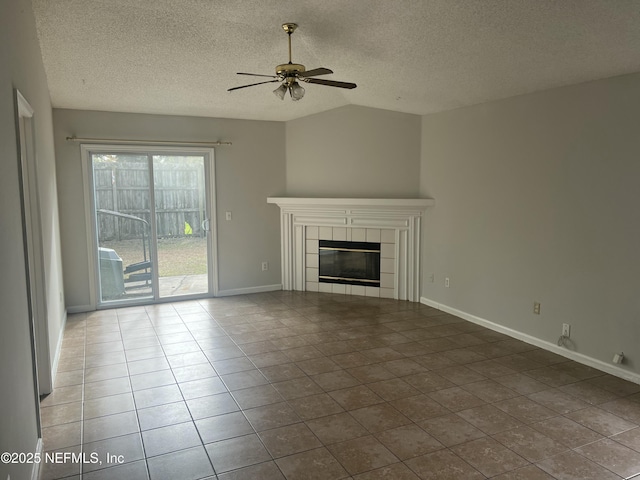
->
[32, 0, 640, 121]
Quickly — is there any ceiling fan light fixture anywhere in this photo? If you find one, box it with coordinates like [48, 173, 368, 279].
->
[290, 81, 305, 101]
[273, 84, 287, 100]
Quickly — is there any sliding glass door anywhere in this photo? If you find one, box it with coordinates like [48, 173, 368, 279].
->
[88, 146, 215, 306]
[93, 153, 154, 302]
[152, 155, 209, 298]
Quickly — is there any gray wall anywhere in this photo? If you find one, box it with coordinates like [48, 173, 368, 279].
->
[56, 104, 422, 309]
[286, 105, 421, 197]
[1, 0, 66, 478]
[420, 73, 640, 377]
[54, 110, 286, 308]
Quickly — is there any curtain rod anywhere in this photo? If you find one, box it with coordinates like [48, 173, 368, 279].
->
[66, 136, 232, 147]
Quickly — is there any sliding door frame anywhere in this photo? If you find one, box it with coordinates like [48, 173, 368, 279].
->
[81, 144, 219, 308]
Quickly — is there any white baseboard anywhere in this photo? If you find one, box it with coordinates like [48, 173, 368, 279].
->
[30, 437, 43, 480]
[216, 284, 282, 297]
[66, 304, 94, 314]
[48, 309, 67, 393]
[67, 285, 285, 309]
[420, 297, 640, 385]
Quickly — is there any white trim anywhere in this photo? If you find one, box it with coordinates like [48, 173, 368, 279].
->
[30, 437, 43, 480]
[216, 284, 283, 297]
[80, 144, 98, 309]
[206, 154, 220, 296]
[148, 158, 160, 298]
[66, 304, 94, 314]
[49, 311, 67, 386]
[16, 89, 53, 398]
[267, 197, 435, 208]
[420, 297, 441, 310]
[420, 297, 640, 385]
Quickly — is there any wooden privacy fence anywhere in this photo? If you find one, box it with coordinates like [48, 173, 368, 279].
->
[94, 161, 206, 241]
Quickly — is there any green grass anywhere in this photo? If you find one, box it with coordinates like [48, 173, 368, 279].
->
[100, 236, 208, 277]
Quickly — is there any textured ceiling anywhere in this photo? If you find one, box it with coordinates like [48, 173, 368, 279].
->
[32, 0, 640, 122]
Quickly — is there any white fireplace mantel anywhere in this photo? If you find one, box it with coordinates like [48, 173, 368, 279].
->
[267, 197, 434, 301]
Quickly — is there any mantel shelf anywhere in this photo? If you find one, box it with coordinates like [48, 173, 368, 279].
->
[267, 197, 435, 209]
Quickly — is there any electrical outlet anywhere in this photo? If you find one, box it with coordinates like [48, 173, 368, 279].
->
[429, 273, 434, 283]
[562, 323, 571, 338]
[445, 277, 450, 288]
[533, 302, 541, 315]
[261, 261, 269, 271]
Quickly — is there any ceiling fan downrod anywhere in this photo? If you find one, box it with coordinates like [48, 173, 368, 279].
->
[282, 23, 297, 64]
[276, 23, 305, 77]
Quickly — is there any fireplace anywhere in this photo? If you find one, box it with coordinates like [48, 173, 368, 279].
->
[319, 240, 381, 286]
[267, 197, 434, 301]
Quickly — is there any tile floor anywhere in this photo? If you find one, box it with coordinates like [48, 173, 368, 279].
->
[39, 291, 640, 480]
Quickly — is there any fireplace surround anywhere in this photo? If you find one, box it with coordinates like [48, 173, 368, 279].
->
[267, 198, 434, 301]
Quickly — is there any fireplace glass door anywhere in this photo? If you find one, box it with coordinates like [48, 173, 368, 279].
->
[318, 240, 381, 286]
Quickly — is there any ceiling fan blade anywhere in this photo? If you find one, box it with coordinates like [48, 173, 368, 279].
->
[228, 79, 280, 92]
[303, 78, 357, 89]
[298, 68, 333, 78]
[237, 72, 278, 78]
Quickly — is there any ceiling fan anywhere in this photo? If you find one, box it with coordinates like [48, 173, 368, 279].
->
[228, 23, 357, 101]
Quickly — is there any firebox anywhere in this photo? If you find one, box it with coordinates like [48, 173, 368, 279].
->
[318, 240, 381, 286]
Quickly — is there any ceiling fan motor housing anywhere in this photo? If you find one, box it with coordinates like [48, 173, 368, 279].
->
[276, 63, 306, 77]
